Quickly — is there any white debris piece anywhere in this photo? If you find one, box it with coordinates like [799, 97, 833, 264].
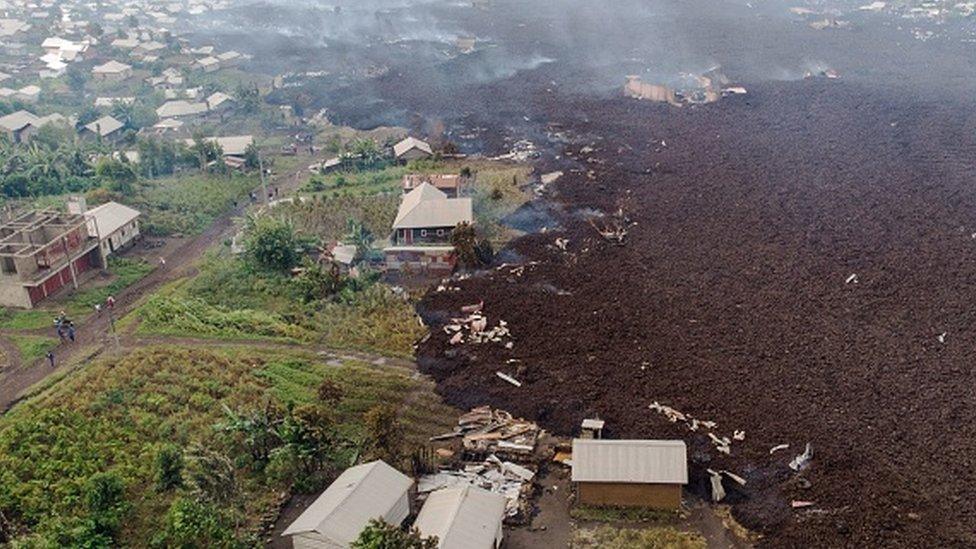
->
[554, 237, 569, 251]
[937, 332, 947, 344]
[846, 273, 859, 284]
[496, 372, 522, 387]
[733, 430, 746, 441]
[707, 469, 726, 502]
[769, 443, 790, 454]
[789, 442, 814, 471]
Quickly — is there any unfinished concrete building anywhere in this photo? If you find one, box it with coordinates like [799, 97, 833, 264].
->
[0, 210, 103, 308]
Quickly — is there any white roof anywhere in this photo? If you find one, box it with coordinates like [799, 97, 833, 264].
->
[571, 439, 688, 484]
[95, 96, 134, 107]
[393, 183, 472, 230]
[332, 244, 357, 265]
[17, 85, 40, 96]
[92, 60, 131, 73]
[0, 110, 38, 131]
[414, 485, 507, 549]
[206, 91, 233, 108]
[153, 118, 183, 129]
[394, 136, 433, 158]
[197, 55, 219, 66]
[282, 460, 412, 544]
[84, 115, 124, 137]
[156, 100, 207, 118]
[110, 37, 139, 48]
[183, 135, 253, 157]
[86, 201, 140, 238]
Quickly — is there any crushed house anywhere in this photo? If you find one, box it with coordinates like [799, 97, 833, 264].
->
[403, 173, 463, 197]
[385, 182, 472, 272]
[0, 210, 103, 308]
[571, 439, 688, 510]
[92, 60, 133, 82]
[281, 460, 413, 549]
[414, 485, 507, 549]
[394, 136, 433, 163]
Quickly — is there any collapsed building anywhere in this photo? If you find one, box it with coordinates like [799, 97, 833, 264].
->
[624, 68, 744, 106]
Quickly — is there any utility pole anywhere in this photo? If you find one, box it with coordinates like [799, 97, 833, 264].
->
[258, 148, 269, 206]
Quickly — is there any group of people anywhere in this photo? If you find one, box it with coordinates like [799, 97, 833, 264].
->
[54, 311, 75, 344]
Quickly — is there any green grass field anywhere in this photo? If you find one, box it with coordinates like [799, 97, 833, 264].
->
[0, 345, 454, 547]
[136, 173, 257, 236]
[9, 334, 58, 364]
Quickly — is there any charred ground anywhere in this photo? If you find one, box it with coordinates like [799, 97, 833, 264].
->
[209, 0, 976, 545]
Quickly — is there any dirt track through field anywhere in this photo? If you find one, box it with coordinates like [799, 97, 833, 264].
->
[0, 155, 320, 413]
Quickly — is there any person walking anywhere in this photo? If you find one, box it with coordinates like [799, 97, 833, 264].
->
[106, 295, 115, 310]
[67, 324, 75, 343]
[46, 351, 54, 368]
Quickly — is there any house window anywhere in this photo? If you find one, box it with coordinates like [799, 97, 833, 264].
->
[420, 229, 428, 237]
[436, 229, 444, 236]
[1, 257, 15, 274]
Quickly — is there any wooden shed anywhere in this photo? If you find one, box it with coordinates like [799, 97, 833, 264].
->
[571, 439, 687, 509]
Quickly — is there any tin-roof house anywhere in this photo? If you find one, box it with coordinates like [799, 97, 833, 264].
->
[281, 460, 413, 549]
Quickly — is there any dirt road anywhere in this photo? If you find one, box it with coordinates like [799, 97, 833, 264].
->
[0, 155, 319, 413]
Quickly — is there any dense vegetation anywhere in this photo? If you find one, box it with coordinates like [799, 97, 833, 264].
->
[135, 250, 422, 356]
[0, 346, 451, 547]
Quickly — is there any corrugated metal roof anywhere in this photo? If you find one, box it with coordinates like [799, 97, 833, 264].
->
[86, 201, 140, 238]
[414, 485, 507, 549]
[394, 136, 432, 158]
[571, 439, 688, 484]
[393, 183, 472, 230]
[282, 460, 413, 544]
[84, 115, 124, 137]
[0, 109, 37, 131]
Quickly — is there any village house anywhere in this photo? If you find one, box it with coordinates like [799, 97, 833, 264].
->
[196, 55, 220, 73]
[83, 201, 141, 257]
[150, 118, 183, 134]
[414, 485, 507, 549]
[81, 115, 125, 141]
[92, 60, 133, 82]
[0, 19, 30, 38]
[384, 182, 472, 272]
[0, 209, 102, 308]
[110, 37, 139, 49]
[394, 136, 433, 163]
[0, 110, 39, 143]
[156, 100, 208, 118]
[571, 439, 688, 510]
[184, 135, 254, 168]
[281, 460, 413, 549]
[0, 110, 66, 143]
[94, 96, 135, 108]
[403, 173, 463, 197]
[205, 91, 235, 112]
[216, 50, 243, 68]
[14, 85, 40, 104]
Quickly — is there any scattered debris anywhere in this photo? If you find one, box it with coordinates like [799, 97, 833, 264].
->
[791, 500, 816, 509]
[649, 401, 741, 456]
[770, 443, 790, 454]
[424, 406, 543, 523]
[937, 332, 946, 344]
[444, 308, 513, 347]
[789, 442, 814, 471]
[846, 273, 859, 284]
[496, 371, 522, 387]
[707, 469, 727, 502]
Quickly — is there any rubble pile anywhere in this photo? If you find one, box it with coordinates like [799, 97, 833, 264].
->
[424, 406, 542, 523]
[443, 306, 513, 347]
